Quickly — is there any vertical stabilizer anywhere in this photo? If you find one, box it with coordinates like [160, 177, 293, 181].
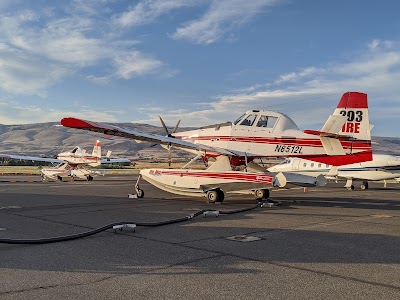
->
[334, 92, 371, 141]
[91, 140, 101, 158]
[305, 92, 373, 166]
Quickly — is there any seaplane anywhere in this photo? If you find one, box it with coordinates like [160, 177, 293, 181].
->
[0, 140, 131, 181]
[268, 154, 400, 190]
[61, 91, 373, 202]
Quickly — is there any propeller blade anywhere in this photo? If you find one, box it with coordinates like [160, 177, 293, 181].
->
[168, 144, 172, 168]
[159, 116, 170, 135]
[172, 119, 181, 134]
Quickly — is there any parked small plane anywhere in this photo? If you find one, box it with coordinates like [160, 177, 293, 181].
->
[0, 140, 131, 181]
[268, 154, 400, 190]
[61, 92, 373, 201]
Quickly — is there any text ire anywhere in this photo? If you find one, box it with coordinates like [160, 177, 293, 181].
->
[342, 122, 360, 133]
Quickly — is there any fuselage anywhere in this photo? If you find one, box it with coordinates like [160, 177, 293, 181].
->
[57, 146, 101, 166]
[268, 154, 400, 181]
[173, 110, 371, 166]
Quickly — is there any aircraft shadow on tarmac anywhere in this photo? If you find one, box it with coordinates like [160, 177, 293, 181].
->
[1, 193, 400, 277]
[0, 176, 399, 281]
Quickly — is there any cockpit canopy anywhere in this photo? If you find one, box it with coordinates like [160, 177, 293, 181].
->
[233, 110, 299, 132]
[70, 146, 81, 154]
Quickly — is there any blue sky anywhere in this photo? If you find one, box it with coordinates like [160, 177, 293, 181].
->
[0, 0, 400, 137]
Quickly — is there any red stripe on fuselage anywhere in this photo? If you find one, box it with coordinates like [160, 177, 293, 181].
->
[178, 135, 371, 150]
[304, 150, 372, 165]
[58, 155, 100, 163]
[149, 170, 274, 184]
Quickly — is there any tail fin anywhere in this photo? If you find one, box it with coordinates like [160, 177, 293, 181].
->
[91, 140, 101, 158]
[333, 92, 371, 141]
[304, 92, 373, 166]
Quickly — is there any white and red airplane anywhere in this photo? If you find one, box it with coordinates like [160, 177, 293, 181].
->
[268, 154, 400, 190]
[0, 140, 131, 181]
[61, 92, 373, 202]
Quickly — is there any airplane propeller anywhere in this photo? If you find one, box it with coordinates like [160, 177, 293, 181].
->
[158, 116, 181, 167]
[159, 116, 181, 137]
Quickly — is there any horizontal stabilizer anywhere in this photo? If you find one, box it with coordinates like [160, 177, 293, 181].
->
[321, 115, 347, 134]
[303, 129, 353, 140]
[320, 137, 345, 156]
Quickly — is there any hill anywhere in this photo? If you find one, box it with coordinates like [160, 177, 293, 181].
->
[0, 122, 399, 159]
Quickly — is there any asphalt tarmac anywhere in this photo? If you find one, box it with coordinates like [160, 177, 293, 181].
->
[0, 175, 399, 299]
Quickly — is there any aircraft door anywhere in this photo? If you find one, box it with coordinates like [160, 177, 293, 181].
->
[232, 114, 257, 152]
[292, 159, 301, 170]
[252, 115, 278, 135]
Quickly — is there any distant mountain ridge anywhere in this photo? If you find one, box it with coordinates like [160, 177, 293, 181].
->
[0, 122, 399, 158]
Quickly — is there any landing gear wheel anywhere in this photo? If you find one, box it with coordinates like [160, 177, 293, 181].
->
[136, 188, 144, 198]
[87, 175, 93, 181]
[254, 189, 270, 200]
[346, 185, 355, 191]
[57, 176, 62, 182]
[216, 189, 224, 203]
[206, 189, 224, 203]
[360, 181, 369, 190]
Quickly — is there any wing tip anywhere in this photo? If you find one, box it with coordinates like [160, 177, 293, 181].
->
[61, 117, 94, 129]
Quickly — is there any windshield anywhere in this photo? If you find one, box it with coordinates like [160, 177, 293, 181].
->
[233, 114, 245, 125]
[278, 159, 291, 165]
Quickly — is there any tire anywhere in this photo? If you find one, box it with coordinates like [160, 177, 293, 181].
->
[346, 185, 355, 191]
[360, 181, 369, 190]
[206, 190, 218, 203]
[206, 189, 224, 203]
[136, 189, 144, 198]
[254, 189, 269, 200]
[216, 189, 224, 203]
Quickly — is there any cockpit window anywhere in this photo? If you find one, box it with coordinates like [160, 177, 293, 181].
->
[256, 116, 278, 128]
[239, 114, 257, 126]
[267, 117, 278, 128]
[233, 114, 246, 125]
[256, 116, 268, 127]
[71, 147, 78, 153]
[279, 159, 291, 165]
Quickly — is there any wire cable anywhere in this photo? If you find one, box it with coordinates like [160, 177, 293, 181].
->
[0, 203, 262, 245]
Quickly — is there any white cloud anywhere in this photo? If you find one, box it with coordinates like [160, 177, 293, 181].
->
[0, 3, 170, 96]
[368, 39, 394, 50]
[114, 0, 199, 28]
[172, 0, 280, 44]
[114, 51, 163, 79]
[275, 67, 321, 84]
[134, 39, 400, 136]
[0, 43, 70, 95]
[0, 100, 119, 125]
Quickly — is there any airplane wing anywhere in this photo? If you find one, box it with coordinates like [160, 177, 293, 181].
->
[61, 117, 239, 156]
[0, 154, 63, 164]
[100, 158, 132, 164]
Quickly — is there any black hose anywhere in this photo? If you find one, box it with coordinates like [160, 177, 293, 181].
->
[0, 204, 261, 245]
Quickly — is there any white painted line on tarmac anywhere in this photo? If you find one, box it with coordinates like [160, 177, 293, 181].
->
[0, 206, 21, 210]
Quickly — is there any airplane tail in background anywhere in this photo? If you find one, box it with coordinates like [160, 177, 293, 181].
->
[91, 140, 102, 158]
